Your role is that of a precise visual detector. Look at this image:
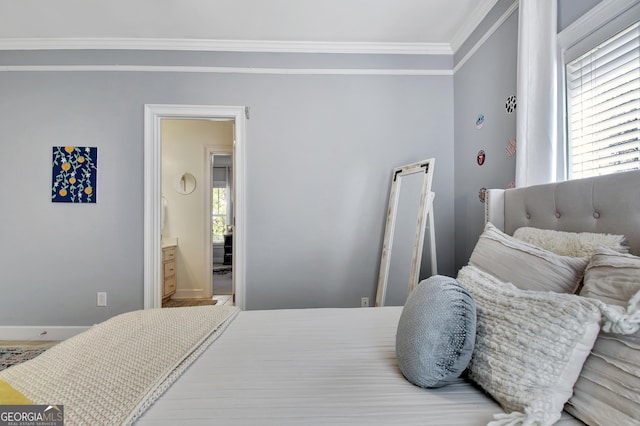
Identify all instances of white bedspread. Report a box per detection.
[136,307,584,425]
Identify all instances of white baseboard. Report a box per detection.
[0,326,90,341]
[173,288,208,299]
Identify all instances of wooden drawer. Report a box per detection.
[163,260,176,277]
[163,246,177,261]
[163,275,177,296]
[161,245,178,302]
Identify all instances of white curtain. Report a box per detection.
[516,0,558,187]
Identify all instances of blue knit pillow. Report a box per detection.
[396,275,476,388]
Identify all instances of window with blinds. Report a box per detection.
[566,21,639,179]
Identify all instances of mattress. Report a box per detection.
[136,307,583,425]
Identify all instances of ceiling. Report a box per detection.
[0,0,499,54]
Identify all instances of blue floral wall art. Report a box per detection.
[52,146,98,203]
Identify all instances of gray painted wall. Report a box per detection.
[453,5,518,272]
[243,73,455,310]
[452,0,605,271]
[0,52,454,325]
[0,0,605,327]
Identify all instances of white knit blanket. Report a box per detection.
[0,305,239,425]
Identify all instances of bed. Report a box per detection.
[1,170,639,426]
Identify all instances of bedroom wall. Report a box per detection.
[453,0,519,272]
[0,1,604,331]
[452,0,606,272]
[0,50,455,327]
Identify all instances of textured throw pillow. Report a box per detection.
[456,265,602,426]
[513,227,628,258]
[396,275,476,388]
[565,246,640,426]
[469,222,588,293]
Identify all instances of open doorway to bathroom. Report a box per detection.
[211,153,234,306]
[160,120,233,308]
[143,104,247,311]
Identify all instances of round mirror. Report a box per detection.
[175,172,197,195]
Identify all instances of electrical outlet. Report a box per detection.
[361,297,369,308]
[97,292,107,307]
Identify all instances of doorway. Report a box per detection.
[144,105,247,310]
[210,152,234,305]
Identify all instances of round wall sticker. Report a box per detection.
[476,113,485,129]
[479,187,487,204]
[477,150,486,166]
[505,138,517,157]
[505,96,517,114]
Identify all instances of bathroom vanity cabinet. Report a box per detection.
[162,244,177,302]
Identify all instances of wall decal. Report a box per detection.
[476,113,485,129]
[505,138,517,157]
[52,146,97,203]
[479,187,487,204]
[477,150,486,166]
[505,95,517,114]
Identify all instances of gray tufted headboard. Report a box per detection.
[486,170,640,256]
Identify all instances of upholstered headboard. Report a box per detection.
[486,170,640,256]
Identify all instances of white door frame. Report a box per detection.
[144,104,247,310]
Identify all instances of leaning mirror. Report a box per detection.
[375,158,437,306]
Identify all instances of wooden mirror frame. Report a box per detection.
[375,158,437,307]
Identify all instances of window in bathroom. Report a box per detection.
[212,187,228,243]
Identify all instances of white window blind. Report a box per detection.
[566,21,640,179]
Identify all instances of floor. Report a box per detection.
[162,294,234,308]
[0,342,59,370]
[212,262,233,306]
[212,295,234,306]
[212,263,233,295]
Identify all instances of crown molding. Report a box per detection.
[453,0,518,74]
[0,37,453,55]
[0,64,453,76]
[450,0,502,53]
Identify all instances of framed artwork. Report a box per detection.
[52,146,98,203]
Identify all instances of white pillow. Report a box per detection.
[565,246,640,426]
[469,222,589,293]
[513,227,628,258]
[456,265,601,426]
